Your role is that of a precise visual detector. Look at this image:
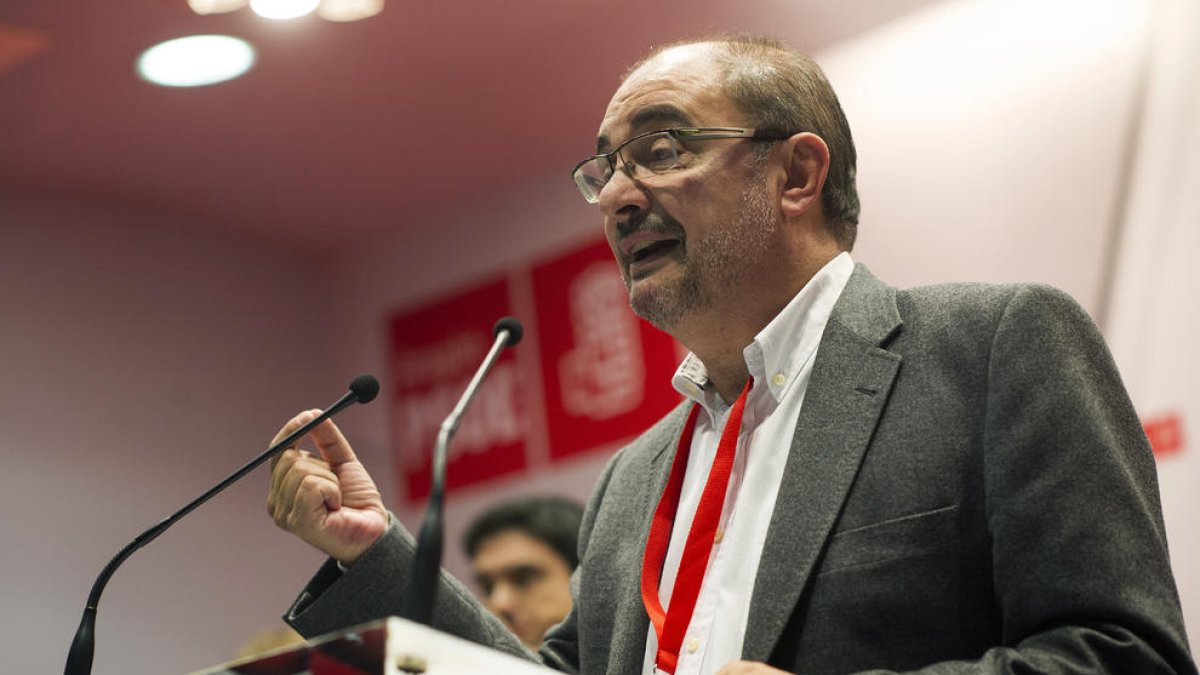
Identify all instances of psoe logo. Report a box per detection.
[1143,411,1186,458]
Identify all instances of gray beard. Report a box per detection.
[628,174,777,331]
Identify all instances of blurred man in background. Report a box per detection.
[462,496,583,648]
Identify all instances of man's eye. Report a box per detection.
[645,139,677,167]
[511,567,545,589]
[628,136,679,172]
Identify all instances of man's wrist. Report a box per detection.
[333,512,391,572]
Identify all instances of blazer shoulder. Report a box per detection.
[897,281,1094,331]
[900,279,1078,308]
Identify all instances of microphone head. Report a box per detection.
[349,374,380,403]
[493,316,524,348]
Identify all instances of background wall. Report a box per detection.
[0,194,342,672]
[1,1,1195,673]
[1104,0,1200,644]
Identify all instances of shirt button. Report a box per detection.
[771,372,787,387]
[686,636,700,653]
[714,527,725,544]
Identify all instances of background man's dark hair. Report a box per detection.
[463,496,585,568]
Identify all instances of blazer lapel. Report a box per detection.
[741,264,903,662]
[607,402,690,675]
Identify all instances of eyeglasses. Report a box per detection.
[570,127,795,204]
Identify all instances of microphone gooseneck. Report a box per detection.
[64,375,380,675]
[402,317,523,625]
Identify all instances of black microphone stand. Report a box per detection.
[402,318,522,625]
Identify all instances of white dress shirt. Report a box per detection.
[642,252,855,675]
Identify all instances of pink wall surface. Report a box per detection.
[0,193,341,673]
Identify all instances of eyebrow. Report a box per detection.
[596,104,695,153]
[476,564,547,586]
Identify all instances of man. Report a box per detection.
[267,35,1196,674]
[463,496,583,648]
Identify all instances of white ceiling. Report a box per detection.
[0,0,945,258]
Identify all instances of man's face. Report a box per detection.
[595,45,782,332]
[472,529,574,648]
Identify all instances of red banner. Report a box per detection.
[1144,412,1186,458]
[388,279,526,503]
[386,238,683,505]
[531,239,682,460]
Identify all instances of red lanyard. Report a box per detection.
[640,379,753,674]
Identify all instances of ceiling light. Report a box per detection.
[187,0,248,14]
[317,0,384,22]
[250,0,320,20]
[137,35,255,87]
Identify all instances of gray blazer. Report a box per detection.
[287,264,1196,674]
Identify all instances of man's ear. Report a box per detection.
[780,132,830,218]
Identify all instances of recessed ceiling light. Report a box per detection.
[317,0,384,22]
[250,0,320,20]
[187,0,248,15]
[137,35,255,87]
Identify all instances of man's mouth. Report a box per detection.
[629,238,679,263]
[623,233,681,278]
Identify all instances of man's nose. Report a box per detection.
[597,166,649,218]
[488,583,518,614]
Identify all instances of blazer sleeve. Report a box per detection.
[280,447,631,674]
[281,515,536,663]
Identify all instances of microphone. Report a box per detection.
[64,375,380,675]
[402,317,523,625]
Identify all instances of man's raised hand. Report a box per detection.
[267,409,388,564]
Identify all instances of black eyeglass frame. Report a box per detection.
[570,126,796,204]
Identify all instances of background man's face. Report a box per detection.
[472,529,575,648]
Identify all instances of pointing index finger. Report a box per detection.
[269,409,320,470]
[308,415,358,466]
[270,409,323,446]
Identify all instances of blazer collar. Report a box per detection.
[827,263,904,348]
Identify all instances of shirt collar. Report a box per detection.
[672,252,855,411]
